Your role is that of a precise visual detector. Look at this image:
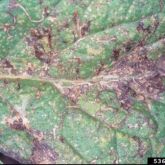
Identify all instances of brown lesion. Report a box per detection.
[0,59,18,75]
[54,46,165,110]
[5,109,30,131]
[1,59,14,69]
[136,16,160,47]
[0,11,16,39]
[95,61,106,76]
[0,23,14,39]
[63,83,91,103]
[6,115,58,164]
[26,27,53,63]
[72,10,90,41]
[31,139,58,164]
[122,40,136,53]
[6,116,27,131]
[30,27,52,48]
[132,136,148,158]
[4,104,58,164]
[100,47,165,110]
[115,82,134,109]
[112,48,121,61]
[0,59,17,75]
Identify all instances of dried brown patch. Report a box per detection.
[98,47,165,109]
[27,128,44,141]
[57,46,165,109]
[95,61,106,75]
[31,139,58,164]
[26,63,35,75]
[122,40,136,52]
[6,115,28,131]
[0,59,16,74]
[112,48,121,61]
[59,136,65,143]
[1,59,14,69]
[26,27,53,63]
[136,17,160,47]
[132,136,147,158]
[72,10,90,41]
[64,84,91,103]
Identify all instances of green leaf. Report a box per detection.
[0,0,165,164]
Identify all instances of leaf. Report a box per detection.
[0,0,165,164]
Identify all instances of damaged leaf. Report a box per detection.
[0,0,165,164]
